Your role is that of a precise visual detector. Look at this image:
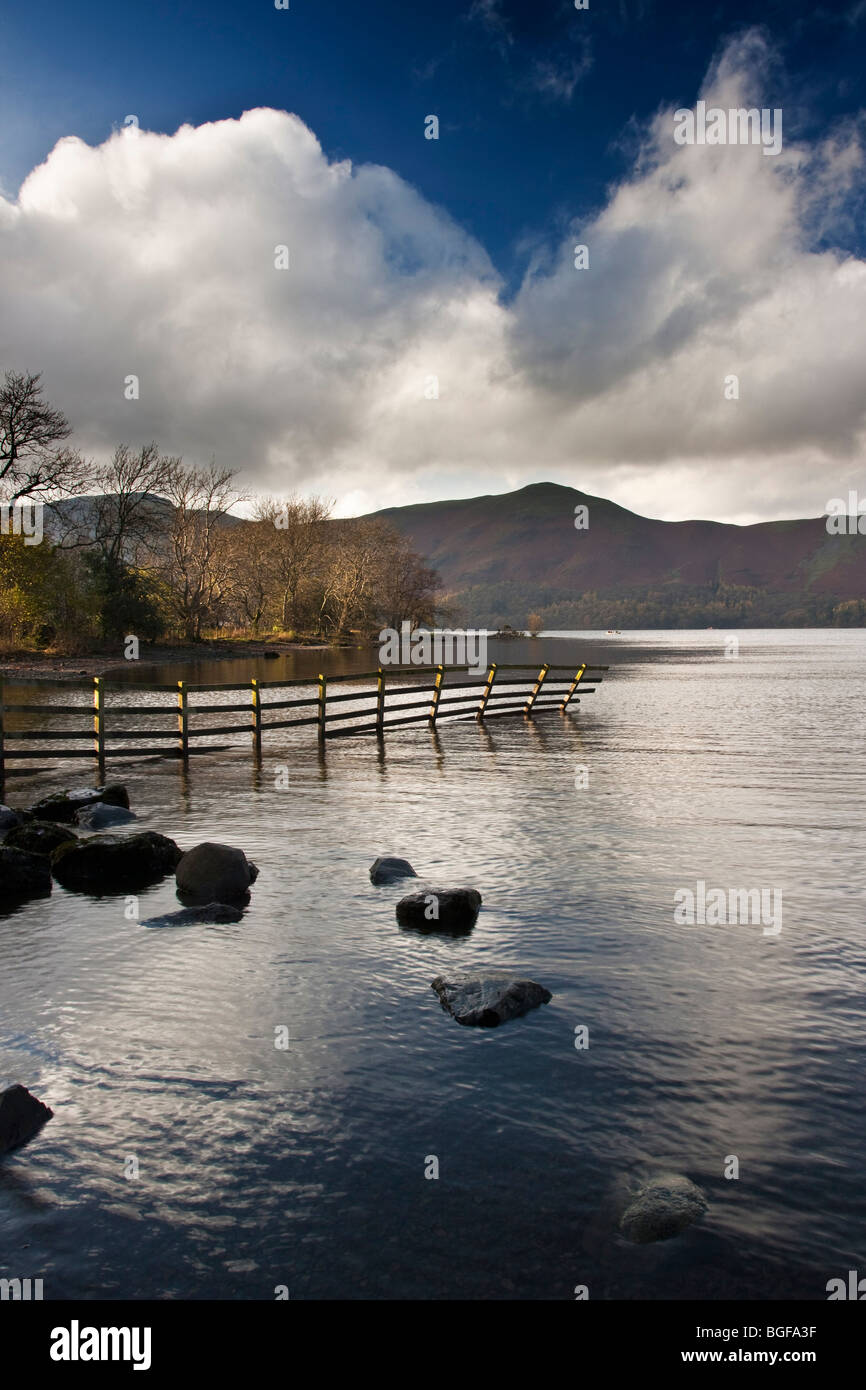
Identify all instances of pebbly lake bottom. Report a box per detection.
[1,631,865,1300]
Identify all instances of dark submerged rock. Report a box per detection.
[396,887,481,935]
[0,1084,54,1155]
[175,842,259,904]
[5,821,78,856]
[0,846,53,904]
[370,855,418,885]
[0,805,21,833]
[141,902,244,928]
[431,973,552,1027]
[74,803,137,830]
[617,1173,708,1244]
[31,783,130,823]
[51,831,181,893]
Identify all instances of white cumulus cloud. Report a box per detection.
[1,31,865,524]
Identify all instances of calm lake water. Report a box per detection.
[1,630,865,1300]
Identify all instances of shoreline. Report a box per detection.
[0,637,334,682]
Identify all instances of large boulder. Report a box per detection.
[396,887,481,935]
[370,855,418,885]
[5,820,78,857]
[0,1084,53,1155]
[0,846,53,904]
[431,973,552,1027]
[175,843,259,904]
[30,783,130,824]
[141,902,244,928]
[74,803,137,830]
[617,1173,708,1244]
[51,831,181,893]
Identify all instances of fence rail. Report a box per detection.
[0,661,608,782]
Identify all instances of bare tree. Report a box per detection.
[222,520,272,634]
[159,462,248,641]
[254,495,333,630]
[375,533,439,631]
[90,443,177,565]
[317,519,434,636]
[0,370,89,502]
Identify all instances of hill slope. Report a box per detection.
[370,482,866,627]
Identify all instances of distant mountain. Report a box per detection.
[43,493,176,542]
[369,482,866,627]
[38,482,866,628]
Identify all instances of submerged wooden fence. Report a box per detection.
[0,661,607,782]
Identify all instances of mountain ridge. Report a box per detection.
[368,481,865,627]
[40,481,866,627]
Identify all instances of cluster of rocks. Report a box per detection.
[1,786,261,1160]
[369,854,552,1031]
[1,784,138,904]
[1,786,258,918]
[1,802,707,1246]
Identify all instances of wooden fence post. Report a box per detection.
[524,663,549,718]
[0,678,5,792]
[428,664,445,728]
[251,677,262,753]
[560,663,586,712]
[317,673,327,744]
[177,680,189,762]
[476,662,497,721]
[375,667,386,737]
[93,676,105,773]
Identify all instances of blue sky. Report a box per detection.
[1,1,865,520]
[4,0,865,280]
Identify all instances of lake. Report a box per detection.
[1,629,864,1299]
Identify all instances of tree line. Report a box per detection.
[450,581,866,630]
[0,370,439,651]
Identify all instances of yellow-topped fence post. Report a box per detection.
[428,664,445,728]
[317,674,327,744]
[375,667,386,737]
[524,663,549,718]
[93,676,106,774]
[177,680,189,762]
[251,678,262,753]
[476,662,498,721]
[560,662,586,712]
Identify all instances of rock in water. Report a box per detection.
[0,846,53,904]
[4,821,78,856]
[396,887,481,934]
[618,1173,708,1244]
[431,973,552,1027]
[175,843,259,904]
[51,831,181,893]
[141,902,245,928]
[74,803,137,830]
[369,855,418,884]
[0,805,20,833]
[0,1085,53,1155]
[30,784,130,823]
